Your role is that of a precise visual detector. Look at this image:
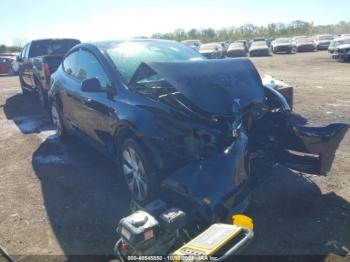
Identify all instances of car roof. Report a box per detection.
[30,38,80,43]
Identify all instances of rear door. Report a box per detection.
[58,50,82,131]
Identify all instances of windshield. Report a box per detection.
[106,41,204,83]
[275,38,290,44]
[29,39,80,57]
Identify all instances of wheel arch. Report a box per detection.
[32,70,42,89]
[113,123,164,171]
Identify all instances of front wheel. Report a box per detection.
[50,102,67,139]
[119,138,157,203]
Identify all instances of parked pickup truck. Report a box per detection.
[18,38,80,107]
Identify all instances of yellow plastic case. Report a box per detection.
[173,223,242,258]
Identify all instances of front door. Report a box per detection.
[74,49,116,153]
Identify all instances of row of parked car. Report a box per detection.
[0,53,19,75]
[182,34,350,59]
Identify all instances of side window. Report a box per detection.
[21,45,28,59]
[76,50,110,89]
[62,51,79,77]
[24,44,30,58]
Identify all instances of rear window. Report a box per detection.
[29,39,80,57]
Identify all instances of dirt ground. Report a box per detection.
[0,51,349,261]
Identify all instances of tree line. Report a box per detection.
[151,20,350,43]
[1,20,350,53]
[0,45,22,53]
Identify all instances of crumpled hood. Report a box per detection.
[131,59,265,114]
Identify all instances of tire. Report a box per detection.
[119,138,157,203]
[50,101,67,139]
[19,76,30,95]
[36,79,48,108]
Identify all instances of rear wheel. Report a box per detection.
[19,76,30,95]
[119,138,157,203]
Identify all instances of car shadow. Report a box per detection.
[31,134,130,258]
[30,139,350,260]
[3,93,51,134]
[241,165,350,261]
[3,92,130,258]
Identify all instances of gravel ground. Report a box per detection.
[0,51,349,261]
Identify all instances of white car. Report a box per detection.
[314,34,334,50]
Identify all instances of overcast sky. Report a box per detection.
[1,0,349,45]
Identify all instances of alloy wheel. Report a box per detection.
[122,147,148,202]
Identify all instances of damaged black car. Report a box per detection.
[48,39,348,223]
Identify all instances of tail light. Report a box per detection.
[44,63,51,84]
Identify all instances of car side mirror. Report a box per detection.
[81,78,104,92]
